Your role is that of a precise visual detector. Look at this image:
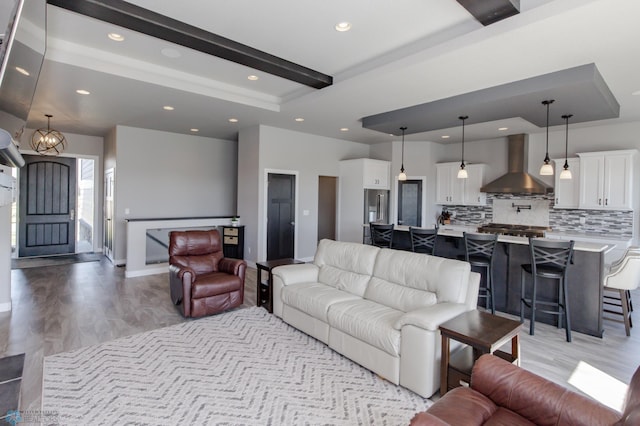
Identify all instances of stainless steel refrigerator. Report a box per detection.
[364,189,390,224]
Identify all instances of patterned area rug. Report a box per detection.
[42,307,431,425]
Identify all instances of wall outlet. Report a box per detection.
[124,208,130,215]
[303,209,310,216]
[451,211,456,218]
[480,212,486,219]
[579,217,586,225]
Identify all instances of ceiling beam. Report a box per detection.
[456,0,520,26]
[46,0,333,89]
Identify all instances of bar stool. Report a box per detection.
[460,232,498,314]
[520,238,574,342]
[370,223,394,248]
[604,246,640,319]
[603,249,640,336]
[409,226,438,255]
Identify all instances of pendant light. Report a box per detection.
[31,114,67,156]
[539,99,555,175]
[398,126,407,181]
[457,115,468,179]
[559,114,573,180]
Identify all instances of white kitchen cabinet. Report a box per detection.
[436,162,485,205]
[578,150,636,210]
[436,163,464,205]
[464,164,486,206]
[361,159,390,189]
[552,157,580,209]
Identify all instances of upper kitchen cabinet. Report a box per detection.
[436,162,485,205]
[436,163,464,205]
[552,158,580,209]
[464,164,487,206]
[357,159,391,189]
[577,150,636,210]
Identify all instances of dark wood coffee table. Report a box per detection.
[256,258,304,313]
[439,310,522,395]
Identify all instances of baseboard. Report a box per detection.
[0,301,12,312]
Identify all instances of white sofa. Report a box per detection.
[272,239,480,398]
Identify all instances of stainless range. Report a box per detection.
[477,223,549,238]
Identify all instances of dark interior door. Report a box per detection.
[267,173,295,260]
[398,179,422,227]
[19,155,76,257]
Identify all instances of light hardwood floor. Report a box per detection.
[1,257,638,413]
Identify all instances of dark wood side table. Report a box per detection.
[256,258,304,313]
[439,310,522,396]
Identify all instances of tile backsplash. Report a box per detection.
[440,193,633,238]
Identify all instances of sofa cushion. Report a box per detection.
[281,282,360,322]
[365,276,437,312]
[327,299,403,356]
[371,248,471,306]
[318,265,370,297]
[313,239,379,296]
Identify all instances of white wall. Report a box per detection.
[0,165,12,311]
[238,125,371,262]
[111,126,237,263]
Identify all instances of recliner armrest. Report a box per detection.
[394,303,468,331]
[169,263,196,282]
[218,257,247,276]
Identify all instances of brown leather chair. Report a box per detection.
[410,354,640,426]
[169,229,246,318]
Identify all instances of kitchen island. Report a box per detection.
[393,225,611,338]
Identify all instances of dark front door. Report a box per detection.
[398,179,422,227]
[19,155,77,257]
[267,173,295,260]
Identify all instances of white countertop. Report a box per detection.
[394,224,611,253]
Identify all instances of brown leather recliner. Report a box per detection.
[410,354,640,426]
[169,229,246,318]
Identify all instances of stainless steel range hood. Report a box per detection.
[480,134,551,194]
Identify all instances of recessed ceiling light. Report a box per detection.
[108,33,124,41]
[163,105,174,111]
[335,22,352,32]
[76,89,90,95]
[295,118,304,122]
[498,127,508,131]
[15,66,29,76]
[340,128,349,132]
[633,90,640,96]
[228,118,238,123]
[161,48,181,58]
[190,128,199,132]
[248,75,259,81]
[441,135,450,139]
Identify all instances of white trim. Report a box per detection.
[0,301,11,312]
[263,169,299,260]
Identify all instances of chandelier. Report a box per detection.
[31,114,66,155]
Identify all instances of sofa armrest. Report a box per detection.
[394,303,468,331]
[272,263,319,286]
[471,355,620,426]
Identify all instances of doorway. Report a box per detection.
[317,176,337,242]
[266,172,296,260]
[18,155,77,257]
[397,179,422,227]
[104,168,114,262]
